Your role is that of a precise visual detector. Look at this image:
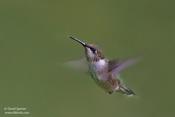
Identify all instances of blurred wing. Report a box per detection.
[109,57,141,75]
[64,58,88,72]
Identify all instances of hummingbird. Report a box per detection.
[69,36,138,95]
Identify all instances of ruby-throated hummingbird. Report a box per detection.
[69,36,139,95]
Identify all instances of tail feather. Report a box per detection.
[119,86,135,96]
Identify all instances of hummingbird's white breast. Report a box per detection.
[93,59,107,71]
[90,59,108,81]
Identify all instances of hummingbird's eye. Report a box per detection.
[90,47,96,53]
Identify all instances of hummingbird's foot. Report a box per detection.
[108,91,113,94]
[106,91,114,95]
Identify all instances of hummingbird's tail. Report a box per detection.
[119,85,135,96]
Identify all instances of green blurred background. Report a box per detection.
[0,0,174,117]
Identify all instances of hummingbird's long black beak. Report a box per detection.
[69,36,87,47]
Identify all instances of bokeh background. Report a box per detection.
[0,0,175,117]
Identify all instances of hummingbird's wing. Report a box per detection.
[64,58,89,72]
[108,57,140,75]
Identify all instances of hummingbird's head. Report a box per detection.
[70,36,104,62]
